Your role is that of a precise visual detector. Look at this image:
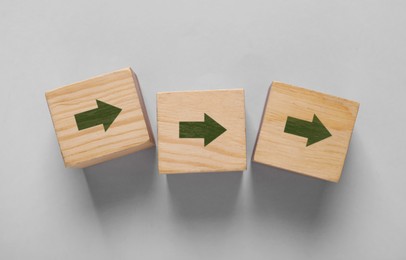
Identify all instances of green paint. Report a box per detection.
[284,114,332,146]
[74,100,122,131]
[179,113,227,146]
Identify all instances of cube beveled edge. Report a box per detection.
[271,81,360,108]
[251,85,272,162]
[252,159,339,183]
[156,88,245,95]
[45,67,133,97]
[129,68,155,146]
[66,140,155,168]
[158,165,246,175]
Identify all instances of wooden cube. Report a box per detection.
[253,82,359,182]
[45,68,154,168]
[157,89,246,174]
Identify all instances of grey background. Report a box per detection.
[1,0,405,259]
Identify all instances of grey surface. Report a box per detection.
[1,0,405,259]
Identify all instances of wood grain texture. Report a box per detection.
[45,68,154,168]
[253,82,359,182]
[157,89,246,174]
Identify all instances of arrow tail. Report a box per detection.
[284,116,312,138]
[179,122,206,138]
[75,108,100,130]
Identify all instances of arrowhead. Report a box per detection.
[203,113,227,146]
[306,114,332,146]
[96,100,122,131]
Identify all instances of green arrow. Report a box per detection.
[179,113,227,146]
[74,100,122,131]
[284,114,332,146]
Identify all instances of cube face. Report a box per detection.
[253,82,359,182]
[46,68,154,168]
[157,89,246,174]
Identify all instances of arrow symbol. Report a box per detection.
[284,114,332,146]
[74,100,122,132]
[179,113,227,146]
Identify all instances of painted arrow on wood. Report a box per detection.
[284,114,332,146]
[179,113,226,146]
[74,100,122,131]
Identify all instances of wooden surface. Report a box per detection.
[45,68,154,168]
[253,82,359,182]
[157,89,246,174]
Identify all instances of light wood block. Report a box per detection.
[157,89,246,174]
[45,68,154,168]
[253,82,359,182]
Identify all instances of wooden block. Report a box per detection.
[253,82,359,182]
[157,89,246,174]
[45,68,154,168]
